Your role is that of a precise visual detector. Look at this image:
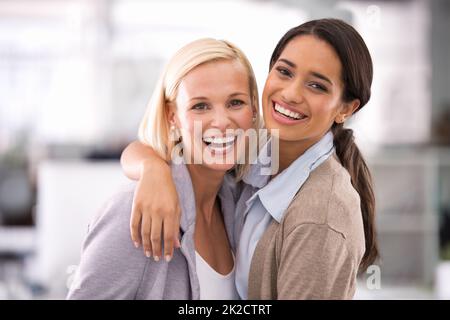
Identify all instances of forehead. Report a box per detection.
[279,35,342,82]
[178,59,250,99]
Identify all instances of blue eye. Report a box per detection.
[229,99,245,108]
[192,103,208,110]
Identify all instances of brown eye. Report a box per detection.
[276,67,292,77]
[309,83,327,92]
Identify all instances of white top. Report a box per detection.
[195,251,239,300]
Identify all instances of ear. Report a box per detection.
[251,95,259,123]
[166,102,178,126]
[252,105,258,121]
[335,99,360,124]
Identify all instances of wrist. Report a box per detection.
[140,157,170,177]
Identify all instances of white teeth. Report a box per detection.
[202,135,236,155]
[207,143,234,155]
[274,103,304,120]
[203,137,213,144]
[202,135,235,144]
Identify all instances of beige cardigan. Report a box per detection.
[247,155,366,300]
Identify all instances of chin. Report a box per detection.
[202,162,235,172]
[202,149,238,172]
[199,142,241,171]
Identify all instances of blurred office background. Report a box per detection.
[0,0,449,299]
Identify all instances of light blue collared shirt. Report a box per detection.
[235,131,335,299]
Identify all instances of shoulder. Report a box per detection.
[284,155,361,227]
[88,182,137,233]
[282,156,365,255]
[67,182,154,299]
[81,182,142,259]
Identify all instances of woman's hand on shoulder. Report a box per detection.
[130,159,181,262]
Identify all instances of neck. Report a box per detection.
[276,135,324,173]
[186,164,225,223]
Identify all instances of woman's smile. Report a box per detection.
[271,99,309,125]
[202,134,238,156]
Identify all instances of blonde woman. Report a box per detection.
[67,38,260,299]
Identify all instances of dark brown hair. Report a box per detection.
[270,18,378,272]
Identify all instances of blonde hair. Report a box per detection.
[138,38,261,179]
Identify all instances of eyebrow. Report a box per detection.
[310,71,333,85]
[229,92,249,98]
[189,96,208,102]
[278,58,296,68]
[278,58,333,85]
[189,92,249,102]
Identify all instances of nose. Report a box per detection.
[209,107,234,131]
[281,81,304,105]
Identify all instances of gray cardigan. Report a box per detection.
[66,163,238,300]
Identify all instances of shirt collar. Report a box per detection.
[250,131,335,222]
[242,138,272,188]
[170,161,196,233]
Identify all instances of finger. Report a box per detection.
[163,218,176,262]
[174,236,181,249]
[150,217,163,261]
[141,215,152,258]
[130,205,142,248]
[173,209,181,249]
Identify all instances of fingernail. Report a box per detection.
[153,256,160,262]
[165,255,172,262]
[134,242,140,248]
[145,251,151,258]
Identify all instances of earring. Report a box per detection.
[252,114,257,123]
[169,124,180,141]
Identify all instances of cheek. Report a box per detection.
[234,107,254,130]
[309,96,339,118]
[178,114,199,140]
[262,76,284,116]
[262,75,277,103]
